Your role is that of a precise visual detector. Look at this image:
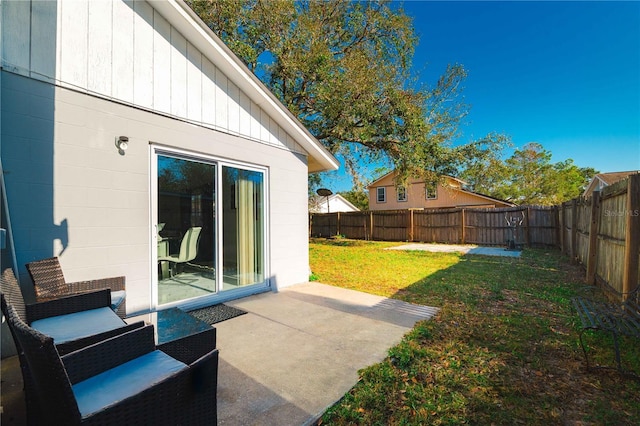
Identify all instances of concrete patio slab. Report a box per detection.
[216,282,438,425]
[387,243,522,258]
[1,282,438,426]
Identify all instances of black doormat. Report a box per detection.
[188,304,247,325]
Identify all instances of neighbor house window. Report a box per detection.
[376,187,386,203]
[425,182,437,200]
[397,186,407,202]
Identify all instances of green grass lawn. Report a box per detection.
[309,238,640,425]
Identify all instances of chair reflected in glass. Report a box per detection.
[158,226,202,278]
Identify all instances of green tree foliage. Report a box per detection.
[503,142,553,204]
[307,172,322,198]
[339,189,369,211]
[544,160,598,205]
[456,133,513,199]
[461,142,598,205]
[187,0,506,188]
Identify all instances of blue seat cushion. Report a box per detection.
[72,350,187,418]
[31,307,125,344]
[110,290,126,311]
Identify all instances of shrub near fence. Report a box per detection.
[310,205,558,247]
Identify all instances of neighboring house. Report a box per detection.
[309,194,360,213]
[368,171,515,211]
[0,0,338,315]
[583,171,640,198]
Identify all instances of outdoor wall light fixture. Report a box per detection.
[115,136,129,153]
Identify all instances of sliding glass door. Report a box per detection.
[221,166,264,289]
[152,148,267,309]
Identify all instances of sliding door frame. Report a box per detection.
[150,144,270,311]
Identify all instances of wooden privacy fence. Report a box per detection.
[310,205,558,247]
[559,174,640,301]
[310,174,639,302]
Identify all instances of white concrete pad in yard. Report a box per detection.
[387,243,522,257]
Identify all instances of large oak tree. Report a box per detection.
[187,0,506,189]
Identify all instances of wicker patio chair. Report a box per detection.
[26,257,126,318]
[0,268,142,356]
[3,302,219,425]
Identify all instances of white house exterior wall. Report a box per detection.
[313,195,359,213]
[1,71,311,313]
[1,0,303,154]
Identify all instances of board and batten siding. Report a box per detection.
[1,0,303,154]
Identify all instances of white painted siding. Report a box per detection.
[312,195,359,213]
[2,71,311,314]
[133,0,154,106]
[153,10,172,114]
[30,1,57,80]
[0,0,305,156]
[186,42,202,122]
[87,0,113,95]
[112,0,135,103]
[170,27,188,118]
[2,0,31,73]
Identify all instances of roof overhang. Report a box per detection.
[367,171,467,189]
[456,188,516,207]
[153,1,339,173]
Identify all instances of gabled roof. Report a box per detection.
[309,194,360,212]
[597,171,639,185]
[584,170,639,196]
[367,170,465,188]
[457,189,516,207]
[156,1,339,173]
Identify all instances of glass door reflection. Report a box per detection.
[221,166,264,290]
[157,155,217,305]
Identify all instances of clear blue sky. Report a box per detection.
[324,1,640,192]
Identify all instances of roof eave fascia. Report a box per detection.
[583,177,598,196]
[367,170,397,188]
[154,0,339,173]
[457,188,515,207]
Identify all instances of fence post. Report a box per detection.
[559,204,565,253]
[586,191,601,285]
[460,209,465,244]
[369,211,374,241]
[524,207,531,248]
[570,199,578,263]
[363,212,368,241]
[622,174,640,298]
[555,205,561,250]
[336,212,341,236]
[409,209,414,242]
